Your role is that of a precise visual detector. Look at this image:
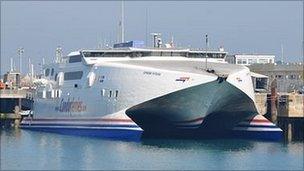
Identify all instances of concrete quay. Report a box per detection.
[276,93,304,141]
[262,92,304,141]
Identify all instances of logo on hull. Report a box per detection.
[55,98,87,112]
[175,77,190,82]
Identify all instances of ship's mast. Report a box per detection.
[28,57,31,75]
[10,58,13,72]
[31,64,34,81]
[120,0,125,43]
[281,44,284,64]
[145,8,148,47]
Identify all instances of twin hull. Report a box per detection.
[21,60,267,139]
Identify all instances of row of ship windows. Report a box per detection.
[82,51,226,58]
[44,70,84,81]
[36,89,119,99]
[44,56,82,77]
[37,90,61,99]
[101,89,119,98]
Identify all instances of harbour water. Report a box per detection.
[1,129,303,170]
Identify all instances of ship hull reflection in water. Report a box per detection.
[1,129,302,170]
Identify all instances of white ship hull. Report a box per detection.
[20,49,282,140]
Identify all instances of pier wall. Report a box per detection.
[264,92,304,141]
[277,93,304,141]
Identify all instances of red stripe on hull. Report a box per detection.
[249,119,271,123]
[174,117,204,123]
[23,118,134,123]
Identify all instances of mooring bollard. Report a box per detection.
[287,122,292,142]
[270,80,277,124]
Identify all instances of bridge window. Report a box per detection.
[83,52,131,58]
[64,71,83,80]
[51,68,54,76]
[54,73,58,81]
[69,55,82,63]
[237,59,242,64]
[45,68,50,76]
[242,59,247,64]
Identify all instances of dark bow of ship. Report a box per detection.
[126,79,258,138]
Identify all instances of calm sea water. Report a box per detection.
[1,129,303,170]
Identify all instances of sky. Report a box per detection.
[1,1,303,75]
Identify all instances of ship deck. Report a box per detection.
[104,58,248,76]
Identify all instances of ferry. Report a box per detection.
[20,40,282,141]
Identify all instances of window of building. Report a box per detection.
[275,75,283,79]
[289,75,298,80]
[109,90,112,98]
[64,71,83,80]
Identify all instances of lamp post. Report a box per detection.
[55,46,63,63]
[205,34,209,70]
[17,47,24,74]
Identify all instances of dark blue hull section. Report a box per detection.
[230,130,283,141]
[21,127,142,141]
[141,129,283,141]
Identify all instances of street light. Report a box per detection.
[17,47,24,74]
[55,46,63,63]
[205,34,208,70]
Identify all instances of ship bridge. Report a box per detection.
[75,48,227,65]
